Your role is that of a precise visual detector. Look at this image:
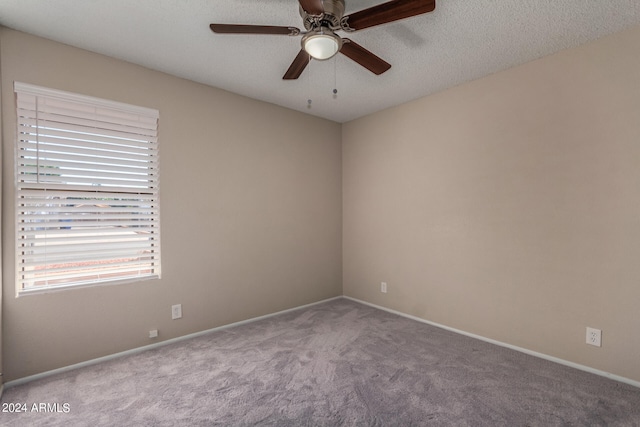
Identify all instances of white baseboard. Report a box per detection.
[343,296,640,389]
[4,296,342,389]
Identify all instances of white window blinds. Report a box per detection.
[15,82,161,295]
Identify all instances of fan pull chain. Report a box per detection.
[307,60,312,109]
[333,56,338,99]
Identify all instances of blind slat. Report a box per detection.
[18,162,157,181]
[18,106,158,134]
[21,241,157,258]
[20,231,158,245]
[17,100,158,135]
[17,122,158,147]
[17,143,158,167]
[17,188,159,200]
[22,263,159,285]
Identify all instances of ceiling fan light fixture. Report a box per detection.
[302,29,342,60]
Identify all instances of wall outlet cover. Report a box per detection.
[586,327,602,347]
[172,304,182,320]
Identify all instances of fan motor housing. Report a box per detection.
[300,0,345,31]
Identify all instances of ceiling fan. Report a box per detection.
[210,0,436,80]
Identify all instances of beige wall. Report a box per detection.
[343,25,640,382]
[1,28,342,381]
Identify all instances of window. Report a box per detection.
[15,82,160,295]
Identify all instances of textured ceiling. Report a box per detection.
[1,0,640,123]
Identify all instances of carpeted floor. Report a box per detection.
[2,298,640,426]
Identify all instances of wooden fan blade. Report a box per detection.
[210,24,299,36]
[283,50,311,80]
[343,0,436,31]
[298,0,324,15]
[340,39,391,75]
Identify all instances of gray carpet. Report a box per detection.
[2,298,639,426]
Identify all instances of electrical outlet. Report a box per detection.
[149,329,158,338]
[586,327,601,347]
[381,282,387,293]
[172,304,182,320]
